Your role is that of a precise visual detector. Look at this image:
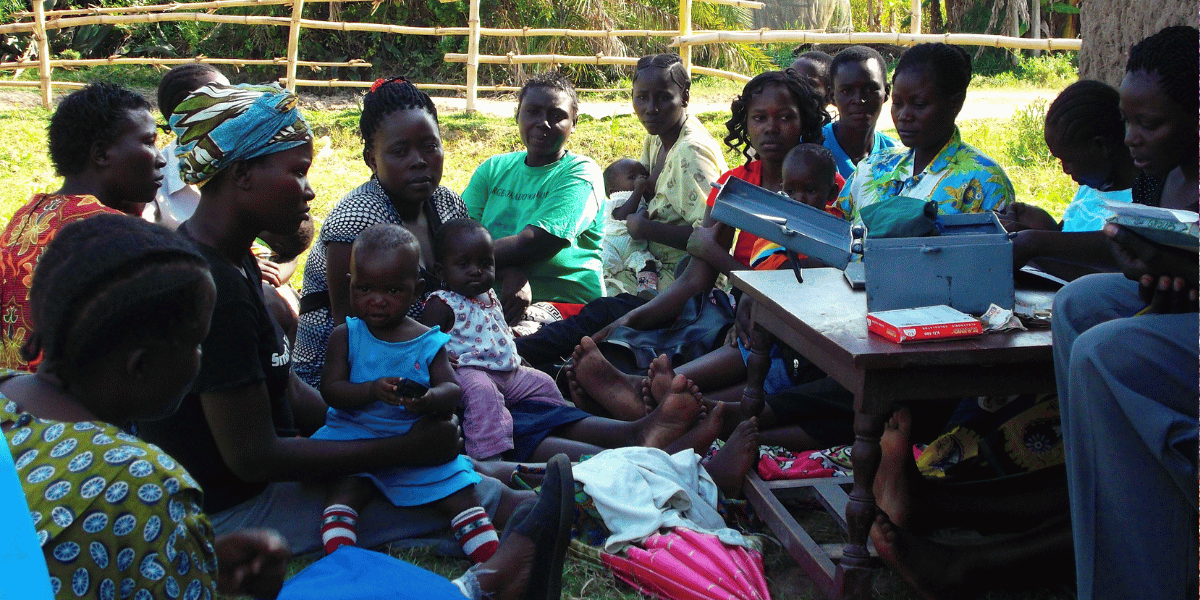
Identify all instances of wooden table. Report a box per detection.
[731,268,1055,600]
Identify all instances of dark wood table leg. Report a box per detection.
[836,410,887,599]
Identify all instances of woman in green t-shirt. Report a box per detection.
[462,72,607,322]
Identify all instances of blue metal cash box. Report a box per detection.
[710,177,1014,313]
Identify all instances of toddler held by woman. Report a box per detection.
[314,224,497,561]
[422,218,571,460]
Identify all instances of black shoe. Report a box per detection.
[513,454,574,600]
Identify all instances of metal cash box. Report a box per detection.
[710,176,1014,313]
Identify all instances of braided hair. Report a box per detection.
[893,43,972,97]
[724,70,830,162]
[830,45,889,83]
[23,215,211,383]
[157,63,225,120]
[517,71,579,118]
[632,53,690,94]
[1044,80,1124,148]
[433,217,490,264]
[48,82,152,177]
[1126,25,1199,115]
[360,77,439,151]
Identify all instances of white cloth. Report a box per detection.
[147,140,202,230]
[572,446,751,553]
[601,191,657,276]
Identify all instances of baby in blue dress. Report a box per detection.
[311,223,498,562]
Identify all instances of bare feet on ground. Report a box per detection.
[635,373,704,450]
[567,336,646,420]
[473,531,535,600]
[642,359,701,419]
[870,513,970,600]
[643,353,676,411]
[873,407,917,530]
[704,417,759,498]
[666,400,725,456]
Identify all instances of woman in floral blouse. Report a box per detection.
[836,43,1015,224]
[617,53,728,293]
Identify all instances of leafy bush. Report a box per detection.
[1003,99,1053,168]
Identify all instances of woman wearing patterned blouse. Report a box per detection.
[617,54,728,293]
[836,43,1015,224]
[0,83,165,373]
[294,78,467,388]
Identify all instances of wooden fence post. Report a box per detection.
[1030,0,1041,57]
[285,0,304,92]
[32,0,51,109]
[1009,0,1019,65]
[910,0,920,34]
[679,0,692,77]
[466,0,480,114]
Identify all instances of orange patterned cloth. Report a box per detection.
[0,194,123,371]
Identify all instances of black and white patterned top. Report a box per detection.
[293,177,467,387]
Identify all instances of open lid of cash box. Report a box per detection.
[709,176,856,271]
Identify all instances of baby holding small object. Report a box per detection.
[601,158,661,297]
[313,223,499,561]
[421,218,572,461]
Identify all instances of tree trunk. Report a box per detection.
[930,0,944,33]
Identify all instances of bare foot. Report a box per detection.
[568,337,646,420]
[665,400,726,456]
[873,407,918,530]
[644,353,676,410]
[870,514,970,600]
[704,417,759,498]
[643,372,702,418]
[635,374,703,450]
[473,530,534,600]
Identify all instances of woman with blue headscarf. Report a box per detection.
[135,83,535,564]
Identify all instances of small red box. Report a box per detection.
[867,305,983,344]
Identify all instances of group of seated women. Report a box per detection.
[1,25,1196,600]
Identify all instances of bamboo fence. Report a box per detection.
[2,0,1078,112]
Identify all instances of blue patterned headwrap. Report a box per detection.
[170,83,312,186]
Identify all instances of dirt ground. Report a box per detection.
[0,86,1055,128]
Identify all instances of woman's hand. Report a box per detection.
[725,295,753,348]
[257,256,284,287]
[686,222,722,263]
[499,267,533,324]
[215,529,291,599]
[626,210,651,240]
[1139,274,1199,314]
[1105,223,1199,288]
[998,202,1059,232]
[592,314,630,343]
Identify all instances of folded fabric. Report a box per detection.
[572,446,752,553]
[757,444,853,481]
[860,196,941,238]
